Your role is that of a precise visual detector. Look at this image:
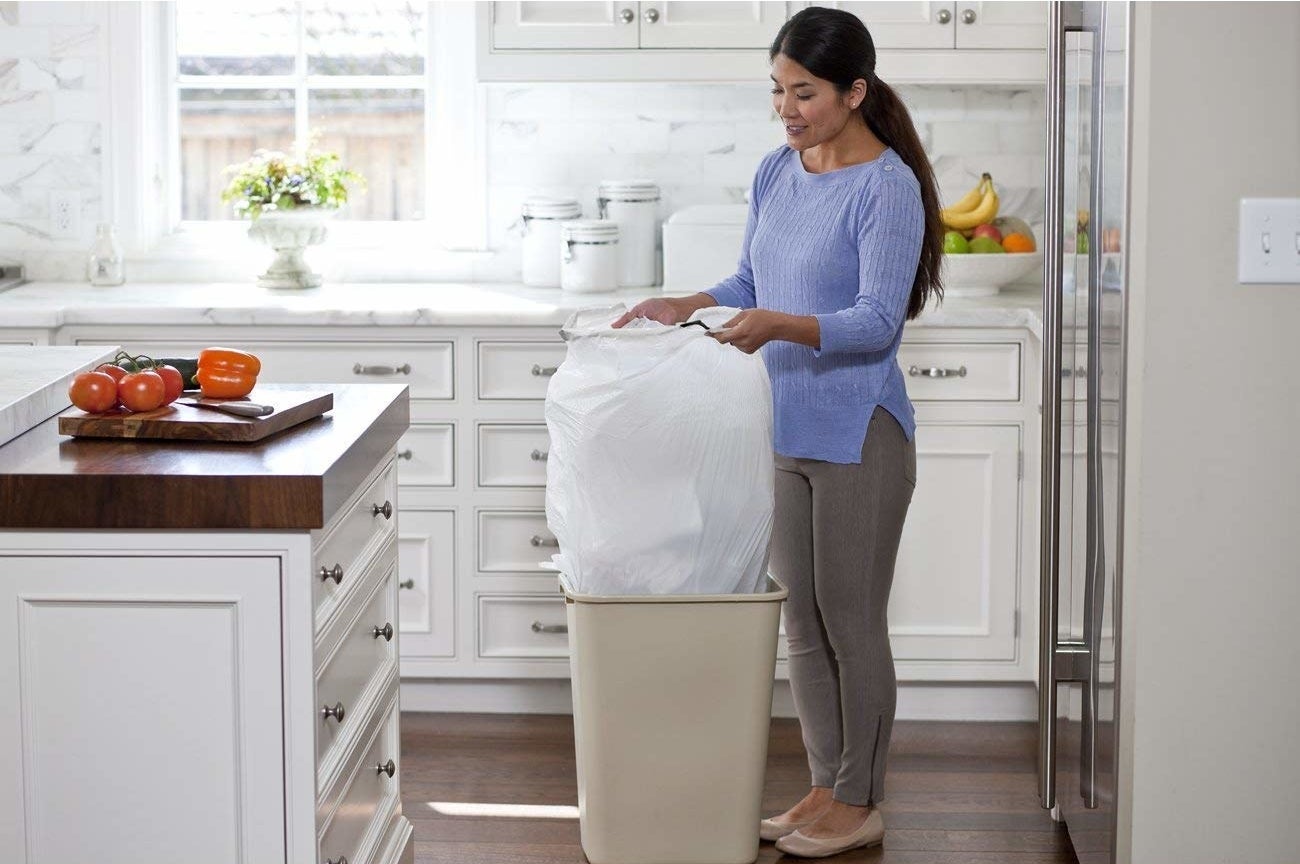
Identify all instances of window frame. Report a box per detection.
[107,1,488,278]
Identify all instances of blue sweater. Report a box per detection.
[706,145,925,464]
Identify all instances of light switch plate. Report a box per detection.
[1238,198,1300,284]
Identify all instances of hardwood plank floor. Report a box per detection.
[401,713,1077,864]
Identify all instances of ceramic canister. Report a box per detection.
[520,196,582,288]
[597,180,660,288]
[560,220,620,293]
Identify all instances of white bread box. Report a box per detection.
[661,204,749,291]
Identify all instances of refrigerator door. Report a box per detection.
[1039,3,1129,863]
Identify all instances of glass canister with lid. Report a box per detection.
[519,196,582,288]
[597,179,660,288]
[560,220,620,293]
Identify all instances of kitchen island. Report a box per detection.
[0,381,413,864]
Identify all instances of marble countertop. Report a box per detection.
[0,345,120,448]
[0,281,1044,339]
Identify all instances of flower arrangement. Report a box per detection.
[220,144,364,220]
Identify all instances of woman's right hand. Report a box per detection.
[611,297,691,328]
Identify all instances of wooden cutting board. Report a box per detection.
[58,387,333,443]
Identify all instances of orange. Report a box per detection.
[1003,233,1036,253]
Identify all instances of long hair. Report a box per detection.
[771,7,943,318]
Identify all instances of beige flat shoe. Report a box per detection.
[759,817,811,842]
[774,808,885,858]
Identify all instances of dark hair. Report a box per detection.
[770,7,943,318]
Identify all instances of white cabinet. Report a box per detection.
[809,1,1046,50]
[892,424,1021,663]
[492,1,785,50]
[398,509,457,658]
[0,556,287,864]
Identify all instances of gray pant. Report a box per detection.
[771,406,917,806]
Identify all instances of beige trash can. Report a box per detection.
[561,574,788,864]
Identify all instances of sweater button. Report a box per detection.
[884,164,894,171]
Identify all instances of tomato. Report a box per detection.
[68,371,119,413]
[95,363,127,384]
[117,369,167,413]
[195,367,256,399]
[154,364,184,405]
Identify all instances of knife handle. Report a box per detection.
[186,401,274,417]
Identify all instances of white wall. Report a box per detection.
[0,0,1046,283]
[1119,3,1300,861]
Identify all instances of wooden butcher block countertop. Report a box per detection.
[0,383,409,531]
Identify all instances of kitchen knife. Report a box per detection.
[177,399,274,418]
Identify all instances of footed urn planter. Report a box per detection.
[247,208,336,289]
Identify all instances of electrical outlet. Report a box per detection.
[49,190,80,239]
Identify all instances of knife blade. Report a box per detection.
[177,399,274,418]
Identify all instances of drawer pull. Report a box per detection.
[376,758,396,778]
[530,449,549,462]
[326,858,348,864]
[372,622,394,642]
[531,621,568,635]
[397,448,413,460]
[372,500,393,520]
[908,364,968,379]
[530,535,559,548]
[531,364,559,377]
[319,564,344,585]
[399,578,415,590]
[321,701,346,723]
[353,362,411,376]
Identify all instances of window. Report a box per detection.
[174,1,429,222]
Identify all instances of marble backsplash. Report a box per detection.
[0,0,1045,284]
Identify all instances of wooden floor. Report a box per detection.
[401,713,1078,863]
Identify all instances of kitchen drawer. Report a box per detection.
[477,423,550,487]
[477,594,569,659]
[396,423,455,487]
[312,461,397,628]
[477,340,567,400]
[897,342,1021,402]
[78,338,455,400]
[315,541,398,773]
[317,688,401,864]
[398,509,456,658]
[477,509,556,573]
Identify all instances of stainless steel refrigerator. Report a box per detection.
[1038,3,1131,863]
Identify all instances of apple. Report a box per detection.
[972,223,1003,244]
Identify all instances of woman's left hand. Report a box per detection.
[711,309,789,354]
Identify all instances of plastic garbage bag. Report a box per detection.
[544,303,774,595]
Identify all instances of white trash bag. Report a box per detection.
[544,304,774,595]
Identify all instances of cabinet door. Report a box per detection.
[398,509,456,658]
[952,0,1047,49]
[0,556,285,864]
[492,1,641,49]
[888,424,1020,664]
[818,2,957,50]
[639,1,787,49]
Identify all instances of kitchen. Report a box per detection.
[0,3,1297,864]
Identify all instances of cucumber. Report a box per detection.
[118,356,200,390]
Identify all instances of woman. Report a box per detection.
[613,6,943,858]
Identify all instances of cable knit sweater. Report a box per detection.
[705,145,924,464]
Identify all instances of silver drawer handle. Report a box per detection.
[319,564,344,585]
[530,535,559,548]
[530,449,549,462]
[398,578,415,590]
[372,622,394,642]
[909,364,968,379]
[372,500,393,520]
[353,362,411,376]
[321,701,346,723]
[531,364,558,377]
[619,7,634,24]
[531,621,568,634]
[376,758,396,778]
[936,7,951,23]
[397,448,413,460]
[326,857,348,864]
[961,8,977,24]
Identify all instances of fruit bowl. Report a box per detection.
[942,251,1043,298]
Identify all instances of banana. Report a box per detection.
[942,174,989,218]
[942,174,999,231]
